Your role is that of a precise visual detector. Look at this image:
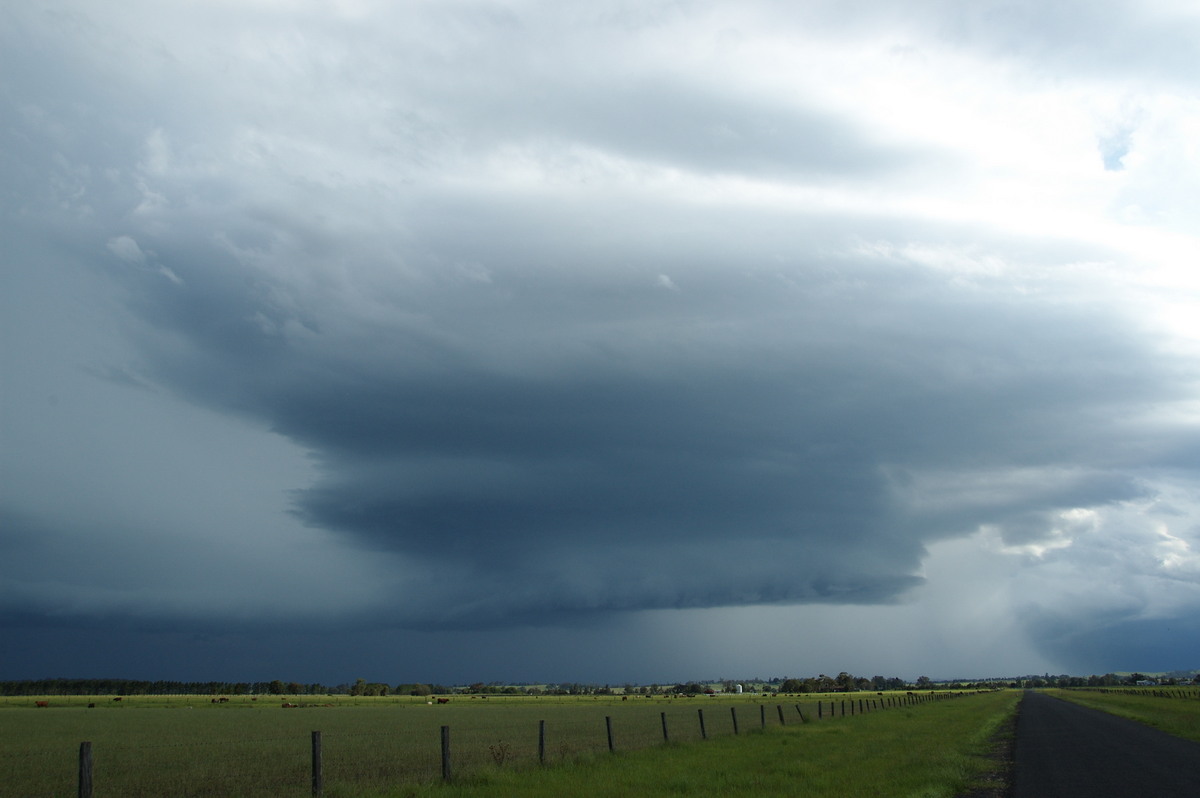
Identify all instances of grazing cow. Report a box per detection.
[622,696,628,701]
[282,702,298,708]
[35,701,49,708]
[113,697,123,702]
[436,697,450,704]
[88,703,96,708]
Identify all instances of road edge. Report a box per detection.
[955,691,1021,798]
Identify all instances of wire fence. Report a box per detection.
[1083,688,1200,700]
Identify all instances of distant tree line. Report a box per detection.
[0,679,346,696]
[0,678,446,697]
[771,673,1196,692]
[662,671,1194,694]
[771,673,912,693]
[5,671,1190,697]
[1010,673,1196,688]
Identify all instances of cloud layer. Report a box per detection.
[3,0,1200,682]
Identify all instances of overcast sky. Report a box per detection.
[4,0,1200,687]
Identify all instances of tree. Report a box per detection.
[672,682,706,695]
[268,680,285,695]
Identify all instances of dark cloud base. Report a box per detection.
[5,0,1200,683]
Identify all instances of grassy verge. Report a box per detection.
[342,691,1020,798]
[1043,688,1200,743]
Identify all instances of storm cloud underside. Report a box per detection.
[4,0,1200,682]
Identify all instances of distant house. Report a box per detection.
[1136,679,1157,686]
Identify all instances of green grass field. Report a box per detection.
[0,691,1010,798]
[1043,687,1200,743]
[351,689,1020,798]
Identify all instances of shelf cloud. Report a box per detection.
[4,0,1200,684]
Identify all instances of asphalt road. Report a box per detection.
[1012,690,1200,797]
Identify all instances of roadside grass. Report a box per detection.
[1044,688,1200,743]
[338,690,1020,798]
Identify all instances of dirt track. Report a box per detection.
[1012,690,1200,797]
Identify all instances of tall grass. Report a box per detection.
[0,692,1015,797]
[342,691,1020,798]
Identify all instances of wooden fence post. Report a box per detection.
[731,706,739,734]
[661,711,669,742]
[760,704,766,729]
[78,742,93,798]
[606,716,614,752]
[698,708,707,739]
[538,720,545,765]
[777,704,785,725]
[441,725,451,781]
[818,701,823,719]
[795,705,807,723]
[311,731,323,797]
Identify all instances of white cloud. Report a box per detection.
[106,235,146,263]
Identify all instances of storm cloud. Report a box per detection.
[3,0,1200,683]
